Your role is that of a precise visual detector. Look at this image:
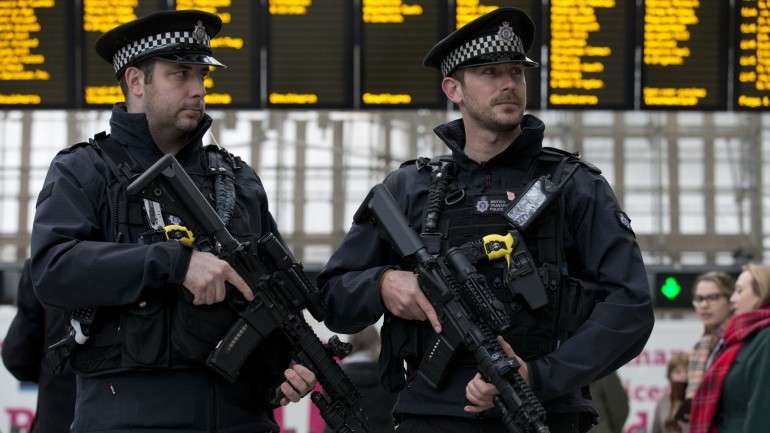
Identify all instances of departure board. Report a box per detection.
[0,1,74,107]
[734,0,770,110]
[454,0,542,109]
[81,0,165,106]
[360,0,444,108]
[641,0,728,110]
[267,0,352,108]
[175,0,259,108]
[547,0,634,109]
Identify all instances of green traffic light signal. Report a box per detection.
[660,276,682,301]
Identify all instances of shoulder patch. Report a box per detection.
[616,211,635,236]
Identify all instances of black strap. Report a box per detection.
[204,144,237,226]
[420,156,456,255]
[91,132,138,185]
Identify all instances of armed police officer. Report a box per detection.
[318,8,654,433]
[30,10,315,433]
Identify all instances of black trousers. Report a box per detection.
[394,413,584,433]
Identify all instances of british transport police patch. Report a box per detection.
[616,210,634,235]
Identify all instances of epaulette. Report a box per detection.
[539,146,601,174]
[61,131,109,154]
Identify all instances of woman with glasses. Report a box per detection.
[686,272,736,400]
[690,264,770,433]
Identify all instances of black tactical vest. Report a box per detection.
[66,133,247,376]
[381,148,599,396]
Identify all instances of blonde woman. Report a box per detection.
[690,264,770,433]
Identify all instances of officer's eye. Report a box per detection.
[481,68,495,75]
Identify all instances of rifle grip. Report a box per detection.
[207,318,264,382]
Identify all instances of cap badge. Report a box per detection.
[497,22,514,43]
[193,20,209,45]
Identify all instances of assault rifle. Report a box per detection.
[353,184,549,433]
[127,154,369,433]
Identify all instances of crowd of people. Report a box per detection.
[1,5,769,433]
[644,266,770,433]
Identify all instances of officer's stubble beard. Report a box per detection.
[459,76,526,134]
[142,76,204,145]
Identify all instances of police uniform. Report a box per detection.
[31,11,289,433]
[318,8,654,433]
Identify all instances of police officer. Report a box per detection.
[31,10,315,433]
[318,8,654,433]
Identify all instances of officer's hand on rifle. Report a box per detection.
[278,362,317,405]
[464,336,529,413]
[183,250,255,305]
[380,269,442,333]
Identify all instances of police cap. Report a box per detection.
[95,10,227,79]
[424,7,538,77]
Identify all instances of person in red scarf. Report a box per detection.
[690,263,770,433]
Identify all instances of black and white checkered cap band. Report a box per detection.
[113,31,208,73]
[440,33,525,76]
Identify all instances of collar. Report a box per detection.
[108,103,212,168]
[433,114,545,170]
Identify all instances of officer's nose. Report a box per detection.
[499,72,519,92]
[189,73,206,99]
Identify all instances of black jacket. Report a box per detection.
[318,115,654,420]
[30,105,290,433]
[2,259,76,433]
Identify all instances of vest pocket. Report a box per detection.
[170,293,240,364]
[120,298,169,368]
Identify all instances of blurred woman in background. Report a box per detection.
[690,263,770,433]
[686,272,735,402]
[652,352,689,433]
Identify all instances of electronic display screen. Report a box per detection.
[360,0,445,108]
[640,0,728,110]
[547,0,634,109]
[734,0,770,110]
[0,1,74,107]
[267,0,353,108]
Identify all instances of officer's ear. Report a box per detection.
[123,66,146,100]
[442,74,463,105]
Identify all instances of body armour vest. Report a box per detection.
[385,148,598,419]
[65,133,248,376]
